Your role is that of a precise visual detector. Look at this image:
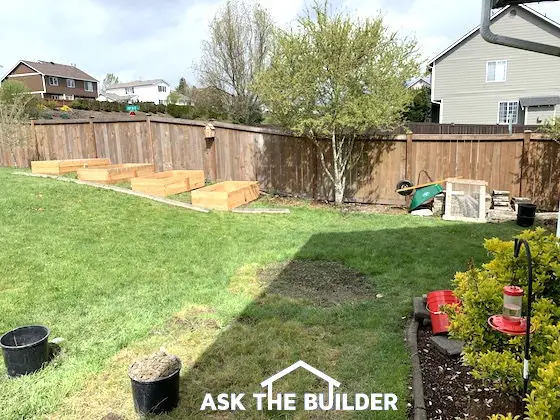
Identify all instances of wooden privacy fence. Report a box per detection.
[1,117,558,210]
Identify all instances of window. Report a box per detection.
[125,87,135,94]
[48,76,59,86]
[498,101,518,124]
[84,81,94,92]
[486,60,507,82]
[158,85,167,92]
[159,99,165,104]
[66,79,75,88]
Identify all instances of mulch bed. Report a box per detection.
[416,324,523,419]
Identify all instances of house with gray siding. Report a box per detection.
[428,5,560,125]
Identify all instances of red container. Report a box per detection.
[427,290,455,304]
[426,291,460,335]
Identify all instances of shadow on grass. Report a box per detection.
[166,222,520,419]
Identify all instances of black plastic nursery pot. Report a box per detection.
[0,325,50,377]
[129,366,181,415]
[517,203,537,227]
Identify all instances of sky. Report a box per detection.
[1,0,560,89]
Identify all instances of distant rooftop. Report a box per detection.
[21,60,97,81]
[107,79,169,89]
[406,75,431,89]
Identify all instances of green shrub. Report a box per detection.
[167,104,195,119]
[525,350,560,420]
[138,102,158,114]
[448,228,560,418]
[44,100,59,110]
[488,414,521,420]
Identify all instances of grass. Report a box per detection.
[0,168,522,419]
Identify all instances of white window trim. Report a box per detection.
[486,60,508,83]
[66,79,75,88]
[497,101,519,125]
[125,87,135,94]
[84,81,94,92]
[48,76,59,86]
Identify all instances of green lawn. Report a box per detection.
[0,169,521,419]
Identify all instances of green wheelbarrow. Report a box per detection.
[396,179,444,212]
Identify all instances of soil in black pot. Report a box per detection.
[128,351,181,381]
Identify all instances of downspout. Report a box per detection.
[481,0,560,57]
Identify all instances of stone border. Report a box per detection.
[12,172,210,213]
[406,319,427,420]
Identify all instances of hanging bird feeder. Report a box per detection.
[487,238,534,399]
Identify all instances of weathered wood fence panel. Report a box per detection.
[0,117,558,210]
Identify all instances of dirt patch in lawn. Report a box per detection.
[253,194,407,214]
[417,324,523,419]
[257,260,375,306]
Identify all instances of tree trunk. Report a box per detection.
[333,177,345,205]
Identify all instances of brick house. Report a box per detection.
[1,60,98,100]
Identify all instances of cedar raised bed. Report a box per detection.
[31,158,111,175]
[191,181,259,210]
[77,164,155,184]
[131,170,205,197]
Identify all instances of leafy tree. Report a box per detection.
[538,116,560,143]
[176,77,188,95]
[255,1,419,204]
[198,0,274,124]
[0,80,37,166]
[405,86,431,122]
[102,73,119,90]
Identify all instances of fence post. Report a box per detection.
[89,117,97,158]
[146,116,155,168]
[30,120,39,164]
[520,130,532,197]
[405,131,413,180]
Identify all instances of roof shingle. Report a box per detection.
[21,60,98,82]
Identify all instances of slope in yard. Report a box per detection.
[0,168,521,419]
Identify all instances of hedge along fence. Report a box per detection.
[0,117,558,210]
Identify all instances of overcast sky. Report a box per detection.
[1,0,559,88]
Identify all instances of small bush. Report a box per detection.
[448,228,560,418]
[44,100,59,110]
[167,104,195,119]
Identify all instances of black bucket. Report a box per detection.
[129,367,181,415]
[0,325,50,377]
[517,203,537,227]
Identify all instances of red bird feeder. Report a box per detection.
[488,286,526,336]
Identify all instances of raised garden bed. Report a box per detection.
[31,159,111,175]
[191,181,259,210]
[77,164,155,184]
[130,170,205,197]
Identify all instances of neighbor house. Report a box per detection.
[103,79,170,104]
[406,76,431,90]
[1,60,98,100]
[428,5,560,125]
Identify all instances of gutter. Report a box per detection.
[481,0,560,57]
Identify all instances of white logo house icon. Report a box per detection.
[260,360,341,409]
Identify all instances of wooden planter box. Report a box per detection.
[31,158,111,175]
[77,164,155,184]
[131,170,205,197]
[191,181,259,210]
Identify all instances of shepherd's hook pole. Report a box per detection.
[513,238,533,398]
